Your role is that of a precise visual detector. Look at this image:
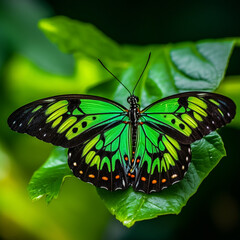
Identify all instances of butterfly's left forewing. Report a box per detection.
[141,92,236,144]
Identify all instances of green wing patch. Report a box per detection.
[8,95,127,148]
[68,118,132,191]
[141,92,236,144]
[132,122,191,193]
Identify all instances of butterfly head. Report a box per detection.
[127,95,139,105]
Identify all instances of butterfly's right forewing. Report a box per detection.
[8,95,127,148]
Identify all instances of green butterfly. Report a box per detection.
[8,54,236,193]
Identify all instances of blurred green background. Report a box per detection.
[0,0,240,239]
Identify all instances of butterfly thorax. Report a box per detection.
[127,95,140,157]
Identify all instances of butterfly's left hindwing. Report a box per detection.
[132,124,191,193]
[8,95,127,148]
[68,120,131,191]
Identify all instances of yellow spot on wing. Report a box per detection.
[193,112,203,121]
[164,139,178,160]
[165,136,180,150]
[46,100,68,115]
[90,155,100,168]
[164,153,175,166]
[188,97,207,109]
[52,116,62,128]
[82,135,100,157]
[57,116,77,133]
[209,99,220,106]
[46,107,68,123]
[85,151,95,164]
[32,105,42,112]
[181,114,198,128]
[188,102,207,117]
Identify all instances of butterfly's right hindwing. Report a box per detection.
[68,119,132,191]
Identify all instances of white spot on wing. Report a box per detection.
[73,162,77,166]
[43,133,46,137]
[172,180,180,185]
[171,174,178,179]
[227,112,230,117]
[212,120,215,124]
[122,179,125,187]
[39,128,42,131]
[44,99,55,102]
[69,152,72,157]
[150,189,156,193]
[182,165,185,170]
[19,123,22,127]
[13,121,16,125]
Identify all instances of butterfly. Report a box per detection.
[8,53,236,194]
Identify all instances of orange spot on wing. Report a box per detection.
[88,174,95,178]
[139,122,144,125]
[128,173,131,176]
[102,176,108,181]
[130,174,135,178]
[133,151,135,154]
[79,170,83,174]
[132,159,134,163]
[115,175,120,179]
[124,156,128,161]
[152,180,157,184]
[161,178,167,183]
[141,177,146,181]
[136,158,140,163]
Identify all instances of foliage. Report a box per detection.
[24,16,240,227]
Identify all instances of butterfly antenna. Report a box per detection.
[132,52,151,95]
[98,59,131,95]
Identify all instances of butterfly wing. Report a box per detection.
[8,94,132,191]
[132,124,191,193]
[68,119,132,191]
[140,92,236,144]
[132,92,236,193]
[8,94,127,148]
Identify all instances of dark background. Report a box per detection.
[0,0,240,239]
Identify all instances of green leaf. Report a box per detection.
[87,39,238,108]
[26,16,239,227]
[28,147,73,203]
[38,16,129,61]
[97,131,225,227]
